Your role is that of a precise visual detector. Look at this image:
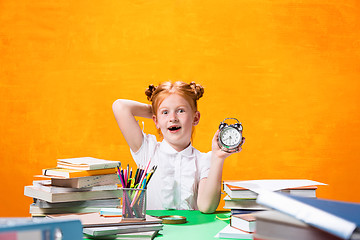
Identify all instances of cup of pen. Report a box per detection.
[121,188,146,221]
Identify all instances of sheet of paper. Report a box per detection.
[225,179,326,193]
[58,157,114,165]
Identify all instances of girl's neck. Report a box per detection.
[166,140,191,152]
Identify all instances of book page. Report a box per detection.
[226,179,326,193]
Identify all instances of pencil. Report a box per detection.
[120,168,126,187]
[125,164,129,185]
[127,167,132,188]
[146,165,157,187]
[136,165,143,186]
[131,159,152,207]
[133,168,139,187]
[124,167,128,187]
[116,166,125,188]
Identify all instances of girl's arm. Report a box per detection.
[112,99,153,153]
[197,130,243,213]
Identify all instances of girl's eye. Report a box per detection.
[177,109,185,113]
[162,110,168,115]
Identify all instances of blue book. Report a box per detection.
[0,218,83,240]
[257,191,360,239]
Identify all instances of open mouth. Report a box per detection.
[168,126,181,132]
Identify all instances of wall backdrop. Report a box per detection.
[1,0,360,216]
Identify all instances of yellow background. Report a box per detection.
[1,0,360,216]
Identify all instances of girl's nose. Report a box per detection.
[169,111,178,122]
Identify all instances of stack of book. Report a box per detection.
[222,180,319,214]
[24,157,122,217]
[215,179,326,239]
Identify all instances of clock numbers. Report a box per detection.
[221,128,241,147]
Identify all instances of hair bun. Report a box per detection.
[190,82,204,100]
[145,84,157,101]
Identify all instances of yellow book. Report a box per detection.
[42,167,116,178]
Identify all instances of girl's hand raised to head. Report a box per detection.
[211,130,245,160]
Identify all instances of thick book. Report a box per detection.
[224,182,318,199]
[33,180,118,193]
[29,205,104,216]
[223,195,267,210]
[230,214,256,233]
[47,212,162,228]
[42,167,116,178]
[83,224,163,237]
[33,198,120,209]
[256,191,360,239]
[214,224,253,239]
[223,183,257,199]
[254,210,343,240]
[24,185,122,203]
[51,174,119,188]
[57,157,120,170]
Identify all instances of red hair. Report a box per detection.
[145,81,204,140]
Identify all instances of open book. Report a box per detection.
[256,191,360,239]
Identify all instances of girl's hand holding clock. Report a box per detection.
[212,118,245,159]
[211,129,245,160]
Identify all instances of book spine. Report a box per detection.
[256,191,356,239]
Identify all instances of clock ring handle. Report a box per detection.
[222,117,240,124]
[221,118,242,131]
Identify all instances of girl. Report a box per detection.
[112,81,243,213]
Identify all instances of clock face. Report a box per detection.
[220,127,242,148]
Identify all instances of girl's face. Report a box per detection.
[153,93,200,152]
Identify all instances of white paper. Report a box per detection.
[57,157,120,170]
[225,179,326,193]
[58,157,115,165]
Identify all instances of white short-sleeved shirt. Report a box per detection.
[130,132,211,210]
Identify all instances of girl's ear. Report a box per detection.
[193,111,200,126]
[152,115,159,129]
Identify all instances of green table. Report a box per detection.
[148,210,230,240]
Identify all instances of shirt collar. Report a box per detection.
[160,139,194,157]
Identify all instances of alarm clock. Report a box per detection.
[217,118,243,153]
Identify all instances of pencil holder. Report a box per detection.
[121,188,146,221]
